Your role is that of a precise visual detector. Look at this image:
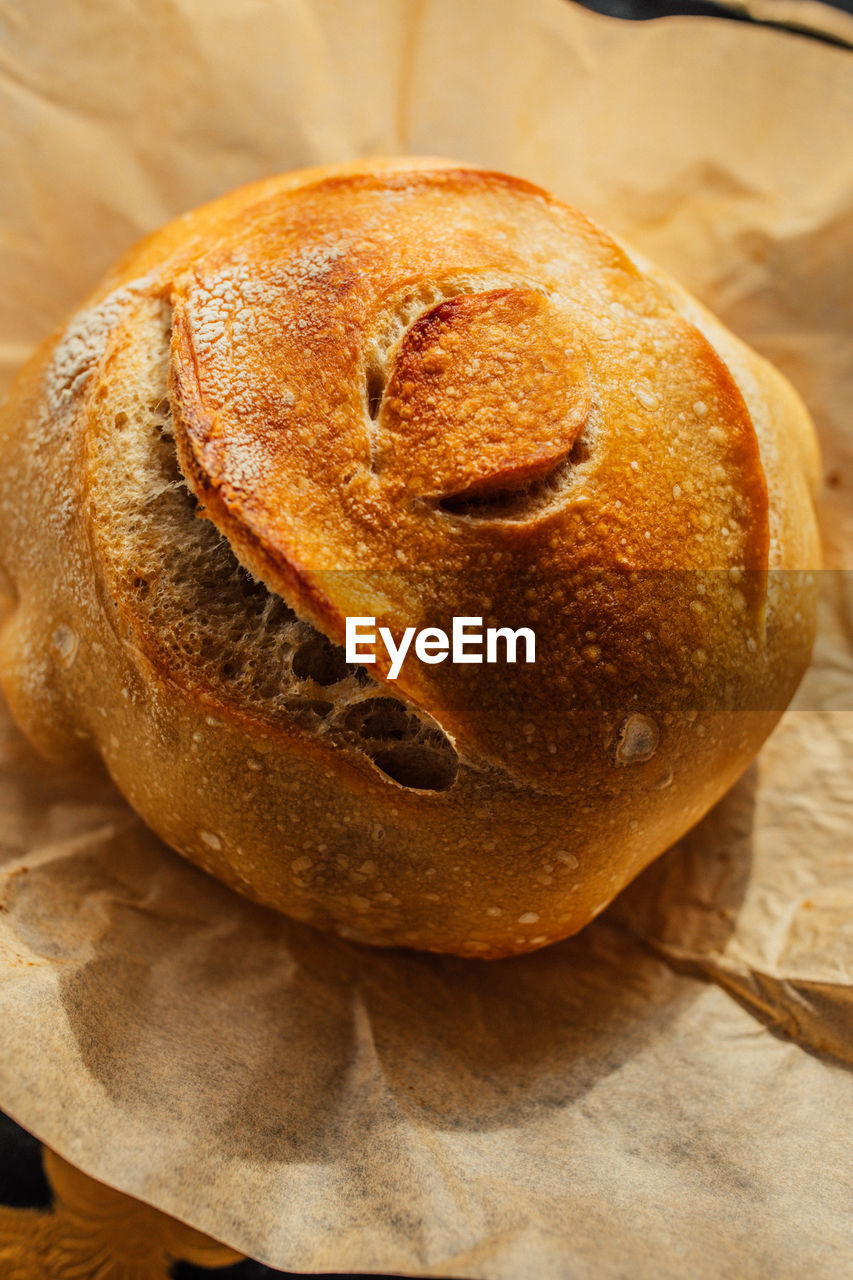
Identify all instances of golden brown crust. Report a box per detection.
[0,159,821,957]
[166,165,773,775]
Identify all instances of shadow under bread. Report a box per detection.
[13,766,754,1168]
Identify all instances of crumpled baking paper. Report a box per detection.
[0,1,851,1276]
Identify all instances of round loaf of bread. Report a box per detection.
[0,158,820,956]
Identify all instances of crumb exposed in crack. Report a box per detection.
[86,299,459,792]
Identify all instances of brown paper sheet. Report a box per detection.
[0,1,851,1275]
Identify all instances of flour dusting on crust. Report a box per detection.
[45,275,157,415]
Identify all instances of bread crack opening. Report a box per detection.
[89,299,458,792]
[362,273,552,460]
[364,280,471,428]
[438,429,593,521]
[363,277,595,519]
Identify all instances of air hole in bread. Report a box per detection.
[569,434,590,465]
[344,696,413,740]
[369,743,457,791]
[291,630,355,686]
[342,697,458,791]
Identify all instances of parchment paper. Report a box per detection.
[1,1,851,1275]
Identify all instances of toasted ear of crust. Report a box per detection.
[0,159,820,957]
